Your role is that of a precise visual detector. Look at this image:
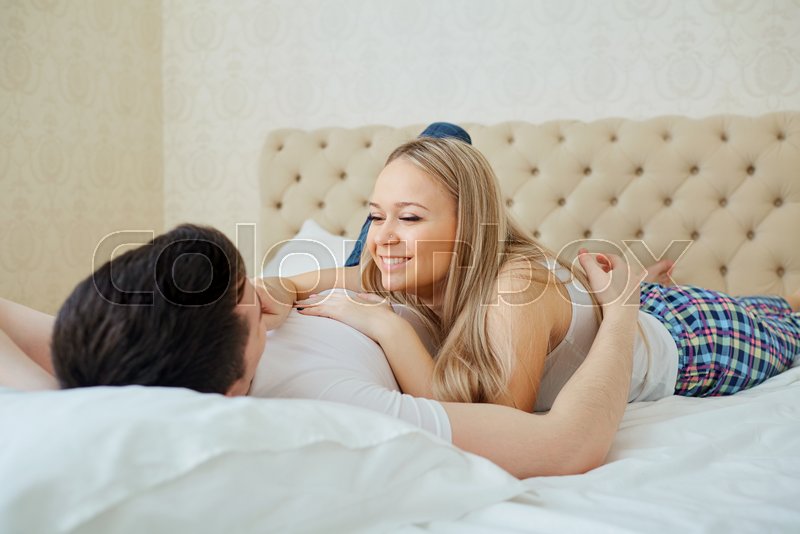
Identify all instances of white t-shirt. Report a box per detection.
[250,309,453,442]
[251,274,680,436]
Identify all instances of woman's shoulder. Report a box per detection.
[496,255,562,293]
[491,259,560,311]
[490,258,574,354]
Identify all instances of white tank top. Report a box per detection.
[534,260,679,411]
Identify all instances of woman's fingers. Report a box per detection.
[293,299,320,308]
[578,250,609,278]
[579,251,642,308]
[597,254,612,272]
[578,249,648,311]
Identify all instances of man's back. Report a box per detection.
[250,309,452,441]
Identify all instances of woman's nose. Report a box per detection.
[372,222,400,245]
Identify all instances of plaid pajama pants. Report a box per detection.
[639,281,800,397]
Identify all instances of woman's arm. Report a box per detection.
[259,266,363,323]
[445,252,643,478]
[0,329,58,390]
[294,271,557,403]
[270,266,362,301]
[444,310,635,477]
[373,316,436,397]
[380,264,558,406]
[0,297,58,390]
[484,266,563,411]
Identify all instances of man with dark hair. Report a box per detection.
[0,119,644,477]
[5,121,474,396]
[0,219,641,478]
[52,224,280,396]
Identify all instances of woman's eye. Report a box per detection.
[367,214,384,222]
[400,216,421,222]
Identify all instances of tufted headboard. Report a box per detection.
[260,113,799,296]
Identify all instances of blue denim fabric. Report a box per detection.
[419,122,472,144]
[345,217,370,267]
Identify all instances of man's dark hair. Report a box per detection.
[52,224,249,394]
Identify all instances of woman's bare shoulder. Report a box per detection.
[495,256,563,304]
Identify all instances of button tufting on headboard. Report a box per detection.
[260,114,799,295]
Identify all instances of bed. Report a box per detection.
[2,113,799,533]
[258,112,800,531]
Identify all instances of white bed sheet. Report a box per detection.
[0,386,524,533]
[2,357,797,533]
[406,363,800,534]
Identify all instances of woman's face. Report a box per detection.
[367,157,458,305]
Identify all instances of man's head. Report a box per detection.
[52,224,271,396]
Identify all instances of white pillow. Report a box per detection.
[262,219,357,277]
[0,386,524,533]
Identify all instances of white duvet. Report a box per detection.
[2,364,797,533]
[0,385,523,533]
[0,368,800,534]
[409,362,800,534]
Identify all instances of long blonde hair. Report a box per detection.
[361,137,600,403]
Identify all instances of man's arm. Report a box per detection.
[0,328,57,390]
[0,297,55,375]
[443,310,635,478]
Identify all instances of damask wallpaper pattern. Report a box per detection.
[161,0,800,263]
[2,0,800,312]
[1,0,163,312]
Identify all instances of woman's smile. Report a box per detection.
[367,157,458,303]
[379,256,412,270]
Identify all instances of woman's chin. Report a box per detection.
[381,272,408,293]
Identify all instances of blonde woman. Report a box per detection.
[267,137,800,411]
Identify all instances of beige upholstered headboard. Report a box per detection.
[260,113,799,295]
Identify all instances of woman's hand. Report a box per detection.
[298,290,437,397]
[577,248,645,316]
[295,290,398,343]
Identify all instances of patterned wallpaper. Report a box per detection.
[0,0,163,313]
[2,0,800,313]
[162,0,800,263]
